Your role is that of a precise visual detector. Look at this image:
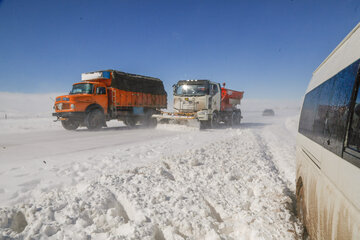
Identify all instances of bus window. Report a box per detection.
[299,59,360,157]
[324,62,359,155]
[347,92,360,152]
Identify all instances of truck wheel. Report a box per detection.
[145,117,157,128]
[85,109,104,130]
[143,117,157,128]
[210,112,219,129]
[235,111,242,125]
[61,119,79,130]
[199,120,209,129]
[124,118,136,127]
[230,112,237,128]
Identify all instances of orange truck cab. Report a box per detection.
[53,70,167,130]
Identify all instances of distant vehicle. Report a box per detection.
[262,109,275,116]
[153,80,244,129]
[53,70,167,130]
[296,23,360,239]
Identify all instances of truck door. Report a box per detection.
[210,84,221,112]
[95,86,108,113]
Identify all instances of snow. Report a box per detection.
[0,92,303,239]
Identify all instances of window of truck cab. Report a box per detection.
[210,84,218,95]
[70,83,94,95]
[96,87,106,95]
[175,84,208,96]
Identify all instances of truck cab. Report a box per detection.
[55,82,108,113]
[173,80,221,121]
[54,80,110,130]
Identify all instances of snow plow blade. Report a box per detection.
[152,113,196,120]
[152,112,200,127]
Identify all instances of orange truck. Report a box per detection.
[53,70,167,130]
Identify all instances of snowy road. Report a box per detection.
[0,110,303,239]
[0,121,231,207]
[0,127,178,163]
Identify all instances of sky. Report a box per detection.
[0,0,359,100]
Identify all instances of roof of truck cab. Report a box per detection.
[177,79,211,85]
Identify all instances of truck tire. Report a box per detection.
[144,117,157,128]
[142,109,157,128]
[61,119,79,130]
[229,112,236,127]
[124,118,136,127]
[85,109,104,130]
[235,111,242,125]
[210,112,219,129]
[199,120,209,129]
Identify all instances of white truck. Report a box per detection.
[153,79,244,129]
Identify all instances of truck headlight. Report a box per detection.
[71,104,75,109]
[57,103,63,110]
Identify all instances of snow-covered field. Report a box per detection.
[0,93,303,239]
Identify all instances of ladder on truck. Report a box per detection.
[111,88,117,117]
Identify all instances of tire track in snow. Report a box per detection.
[1,126,302,239]
[251,130,301,239]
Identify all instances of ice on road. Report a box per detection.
[0,110,302,239]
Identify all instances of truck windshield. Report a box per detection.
[70,83,94,95]
[175,84,208,96]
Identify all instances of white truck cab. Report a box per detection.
[173,80,221,121]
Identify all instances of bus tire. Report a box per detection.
[296,181,309,239]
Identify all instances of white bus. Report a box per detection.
[296,23,360,239]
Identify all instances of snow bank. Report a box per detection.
[0,123,302,239]
[0,92,64,118]
[0,91,303,238]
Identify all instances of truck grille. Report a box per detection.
[56,103,71,111]
[62,103,70,109]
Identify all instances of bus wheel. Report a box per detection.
[85,109,104,130]
[296,182,309,239]
[61,119,79,130]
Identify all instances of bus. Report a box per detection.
[296,23,360,239]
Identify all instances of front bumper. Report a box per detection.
[52,112,85,121]
[152,110,211,121]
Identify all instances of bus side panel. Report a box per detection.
[297,134,360,240]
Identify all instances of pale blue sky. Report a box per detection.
[0,0,359,100]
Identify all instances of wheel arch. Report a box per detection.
[296,176,304,196]
[85,104,104,114]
